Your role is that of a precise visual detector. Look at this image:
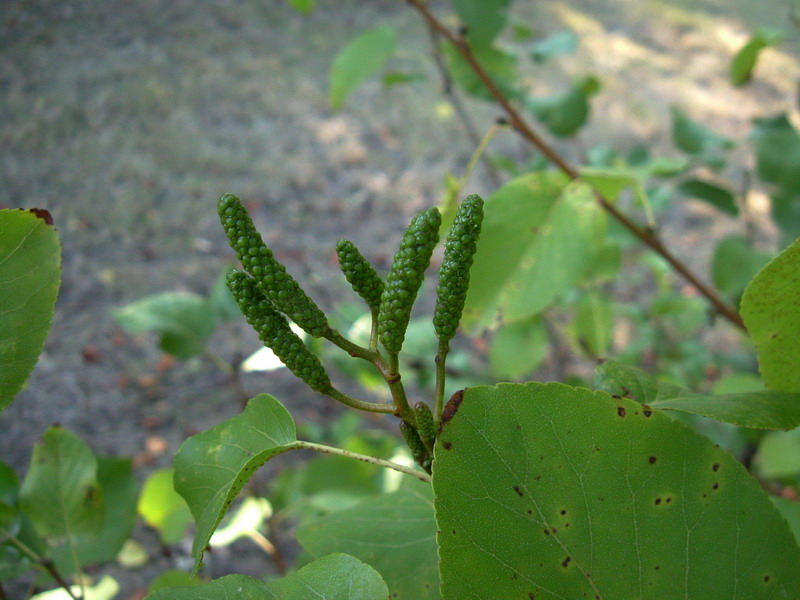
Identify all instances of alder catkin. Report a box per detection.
[377,207,442,353]
[218,193,331,338]
[336,239,385,312]
[226,270,330,393]
[433,194,484,343]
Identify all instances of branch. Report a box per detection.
[405,0,745,331]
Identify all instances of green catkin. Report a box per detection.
[226,270,331,393]
[335,239,385,312]
[433,194,485,343]
[377,207,442,353]
[399,421,427,464]
[218,193,331,338]
[414,402,436,448]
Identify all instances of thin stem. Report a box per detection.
[295,441,432,483]
[369,308,380,353]
[205,348,235,377]
[323,385,397,414]
[405,0,745,331]
[7,537,79,600]
[424,19,503,189]
[433,338,449,428]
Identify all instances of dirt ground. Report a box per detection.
[1,0,797,596]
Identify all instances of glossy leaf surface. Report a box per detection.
[433,382,800,599]
[0,209,61,412]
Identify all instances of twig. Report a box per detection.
[424,20,503,188]
[405,0,746,331]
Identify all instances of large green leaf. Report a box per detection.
[174,394,300,570]
[146,554,389,599]
[751,114,800,196]
[741,237,800,392]
[451,0,511,46]
[137,468,192,544]
[0,208,61,412]
[595,359,800,430]
[113,291,217,358]
[463,173,605,328]
[572,290,613,357]
[19,427,105,539]
[442,43,519,101]
[330,26,396,111]
[730,27,784,86]
[297,483,438,600]
[671,107,733,167]
[49,457,136,575]
[433,382,800,599]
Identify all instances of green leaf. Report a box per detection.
[711,236,771,300]
[572,291,613,357]
[148,570,202,592]
[771,193,800,247]
[751,114,800,196]
[297,483,439,600]
[671,107,733,165]
[527,76,600,137]
[772,497,800,544]
[463,174,606,328]
[442,43,519,101]
[112,292,217,358]
[146,554,389,600]
[382,72,426,87]
[731,27,784,86]
[755,428,800,479]
[489,317,548,380]
[0,208,61,412]
[48,457,136,575]
[137,469,193,544]
[530,30,578,63]
[676,179,738,215]
[595,359,800,430]
[287,0,315,14]
[741,237,800,392]
[19,427,104,539]
[433,382,800,599]
[174,394,300,571]
[330,26,396,111]
[451,0,511,46]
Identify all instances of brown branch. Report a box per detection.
[405,0,745,331]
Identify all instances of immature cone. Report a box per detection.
[414,401,436,448]
[378,207,442,353]
[218,193,331,338]
[336,239,384,313]
[227,270,331,393]
[433,194,484,343]
[399,420,427,465]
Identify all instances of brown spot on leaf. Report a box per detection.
[712,463,720,472]
[642,405,653,417]
[713,482,719,490]
[649,456,657,464]
[562,556,571,568]
[655,498,662,505]
[28,208,53,225]
[617,406,626,417]
[764,575,771,583]
[443,441,453,450]
[514,485,524,497]
[440,389,465,430]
